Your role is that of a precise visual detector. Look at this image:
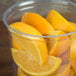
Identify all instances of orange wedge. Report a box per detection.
[51,64,70,76]
[46,10,76,32]
[48,30,70,56]
[11,48,62,76]
[21,13,54,35]
[10,22,48,65]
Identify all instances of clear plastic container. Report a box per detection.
[2,0,76,76]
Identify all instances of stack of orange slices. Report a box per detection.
[9,10,76,76]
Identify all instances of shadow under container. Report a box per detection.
[3,0,76,76]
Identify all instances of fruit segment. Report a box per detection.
[51,64,70,76]
[22,13,54,35]
[48,30,70,56]
[10,22,43,36]
[10,22,48,65]
[11,48,62,76]
[46,10,76,32]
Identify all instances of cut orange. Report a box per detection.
[46,10,76,32]
[10,22,43,36]
[10,22,48,65]
[51,64,70,76]
[48,30,70,56]
[11,48,62,76]
[21,13,54,35]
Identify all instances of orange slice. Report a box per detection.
[51,64,70,76]
[10,22,48,65]
[46,10,76,32]
[48,30,70,56]
[21,13,54,35]
[11,48,62,76]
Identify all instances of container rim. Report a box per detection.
[2,0,76,38]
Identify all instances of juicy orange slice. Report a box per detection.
[10,22,43,36]
[10,22,48,65]
[51,64,70,76]
[21,13,54,35]
[48,30,70,56]
[46,10,76,32]
[11,48,62,76]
